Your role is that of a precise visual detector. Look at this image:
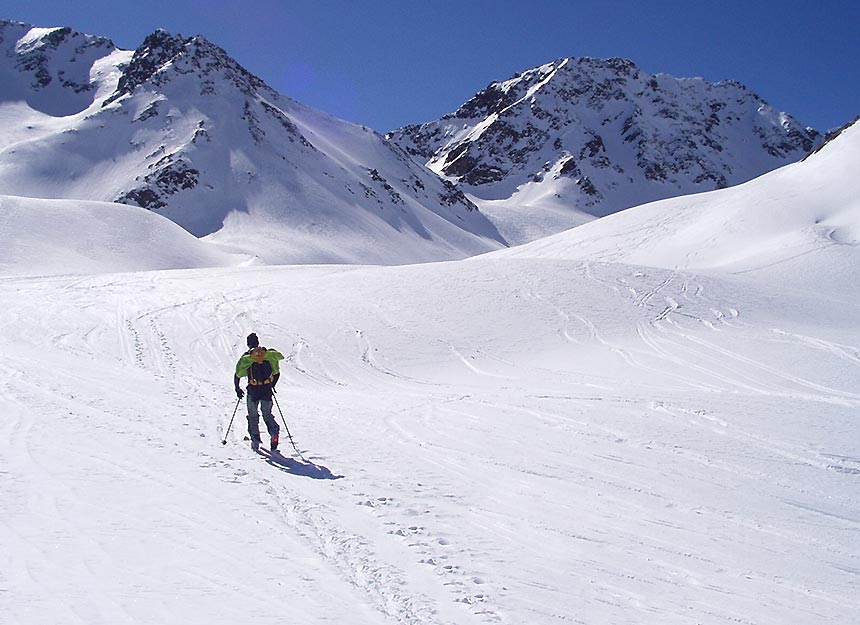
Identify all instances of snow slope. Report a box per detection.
[497,119,860,288]
[2,125,859,623]
[0,194,248,276]
[1,256,858,625]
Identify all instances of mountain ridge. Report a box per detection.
[388,56,821,243]
[0,20,842,262]
[0,19,506,265]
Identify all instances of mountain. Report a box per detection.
[388,57,821,244]
[0,21,506,265]
[496,118,860,291]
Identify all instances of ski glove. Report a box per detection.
[236,387,245,399]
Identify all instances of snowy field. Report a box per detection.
[2,111,859,625]
[1,252,858,625]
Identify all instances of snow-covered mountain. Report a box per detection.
[389,57,821,243]
[0,20,506,264]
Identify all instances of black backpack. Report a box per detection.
[248,359,273,386]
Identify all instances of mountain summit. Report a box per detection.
[0,20,505,264]
[388,57,820,242]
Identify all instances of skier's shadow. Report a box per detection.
[260,449,343,480]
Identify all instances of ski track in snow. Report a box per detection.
[1,261,859,625]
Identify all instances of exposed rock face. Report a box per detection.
[105,30,269,106]
[388,57,821,219]
[803,117,859,160]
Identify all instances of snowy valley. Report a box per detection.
[1,19,859,625]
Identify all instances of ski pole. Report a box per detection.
[271,392,309,462]
[222,397,242,445]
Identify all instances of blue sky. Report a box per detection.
[4,0,858,133]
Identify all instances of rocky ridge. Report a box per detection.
[388,57,821,223]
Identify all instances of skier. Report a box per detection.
[234,334,284,452]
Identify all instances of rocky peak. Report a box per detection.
[458,56,641,118]
[110,29,188,98]
[106,29,267,105]
[388,56,821,220]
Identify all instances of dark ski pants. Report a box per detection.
[246,396,279,444]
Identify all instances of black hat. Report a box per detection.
[246,333,259,348]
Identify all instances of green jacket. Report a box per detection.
[235,348,285,379]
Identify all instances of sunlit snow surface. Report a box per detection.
[1,125,858,625]
[1,256,858,625]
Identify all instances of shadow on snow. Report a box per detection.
[258,448,343,480]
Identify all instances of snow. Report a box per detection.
[2,258,858,625]
[470,185,595,245]
[0,194,248,276]
[2,126,859,625]
[13,27,60,52]
[1,20,859,625]
[497,121,860,284]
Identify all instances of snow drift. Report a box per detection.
[0,194,246,276]
[497,118,860,288]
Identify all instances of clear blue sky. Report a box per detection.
[4,0,858,133]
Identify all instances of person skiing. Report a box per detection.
[234,333,284,452]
